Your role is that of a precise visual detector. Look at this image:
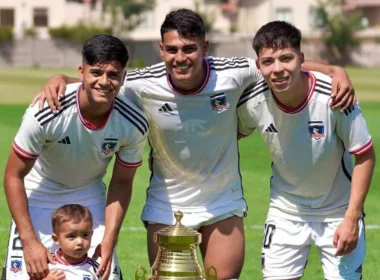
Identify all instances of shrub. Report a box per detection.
[0,26,13,43]
[49,25,112,43]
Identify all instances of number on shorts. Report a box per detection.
[12,227,23,251]
[263,224,276,249]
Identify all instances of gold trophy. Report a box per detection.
[135,211,217,280]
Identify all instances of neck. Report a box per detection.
[57,248,87,265]
[272,72,310,109]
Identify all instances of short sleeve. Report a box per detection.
[12,106,46,159]
[336,103,373,155]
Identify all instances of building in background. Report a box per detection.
[0,0,104,39]
[126,0,380,40]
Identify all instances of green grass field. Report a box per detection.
[0,67,379,279]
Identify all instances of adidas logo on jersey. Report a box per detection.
[158,103,173,113]
[58,136,71,144]
[265,124,278,133]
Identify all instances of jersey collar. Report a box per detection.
[54,248,88,266]
[166,58,211,95]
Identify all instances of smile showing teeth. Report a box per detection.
[273,77,288,82]
[176,65,189,70]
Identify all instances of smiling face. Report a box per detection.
[256,47,304,95]
[79,61,126,107]
[160,30,209,92]
[52,219,93,263]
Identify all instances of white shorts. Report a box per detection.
[141,201,247,230]
[261,215,365,280]
[5,204,122,280]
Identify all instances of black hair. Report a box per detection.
[160,9,206,41]
[82,34,129,68]
[252,21,302,56]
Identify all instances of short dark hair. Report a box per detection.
[52,204,93,233]
[252,21,302,56]
[82,34,129,68]
[160,9,206,41]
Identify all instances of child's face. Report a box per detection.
[52,219,93,263]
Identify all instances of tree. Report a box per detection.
[194,0,216,34]
[103,0,155,35]
[314,0,364,65]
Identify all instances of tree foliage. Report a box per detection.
[104,0,155,32]
[194,0,216,34]
[314,0,364,65]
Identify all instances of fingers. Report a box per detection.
[28,261,48,280]
[333,232,339,248]
[331,90,350,111]
[97,259,112,280]
[32,93,41,107]
[91,244,101,261]
[331,79,338,98]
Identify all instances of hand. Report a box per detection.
[43,269,66,280]
[23,239,55,280]
[92,242,114,279]
[31,75,67,113]
[330,68,357,112]
[333,217,359,256]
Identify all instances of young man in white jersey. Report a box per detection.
[44,204,100,280]
[33,9,357,279]
[237,21,376,280]
[3,34,148,280]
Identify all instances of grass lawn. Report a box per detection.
[0,67,379,279]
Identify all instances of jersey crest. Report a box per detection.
[210,93,228,112]
[101,139,118,154]
[308,121,325,140]
[10,259,22,273]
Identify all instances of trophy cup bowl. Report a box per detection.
[135,211,217,280]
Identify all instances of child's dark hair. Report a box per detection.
[52,204,93,233]
[82,34,129,68]
[160,9,206,41]
[252,21,302,56]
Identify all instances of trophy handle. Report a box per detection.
[205,265,218,280]
[135,266,148,280]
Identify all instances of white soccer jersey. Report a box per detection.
[122,57,262,219]
[13,83,148,208]
[48,249,100,279]
[237,71,373,221]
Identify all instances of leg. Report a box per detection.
[317,219,365,280]
[146,223,168,266]
[88,204,123,280]
[261,215,310,280]
[198,216,245,279]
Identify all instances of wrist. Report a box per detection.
[344,210,362,222]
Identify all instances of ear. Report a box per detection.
[300,52,305,64]
[78,65,84,82]
[256,59,261,71]
[52,234,59,245]
[204,40,210,57]
[159,42,164,58]
[122,70,127,82]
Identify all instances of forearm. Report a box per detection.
[345,149,376,221]
[103,182,132,247]
[4,177,37,242]
[57,74,80,84]
[302,61,346,78]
